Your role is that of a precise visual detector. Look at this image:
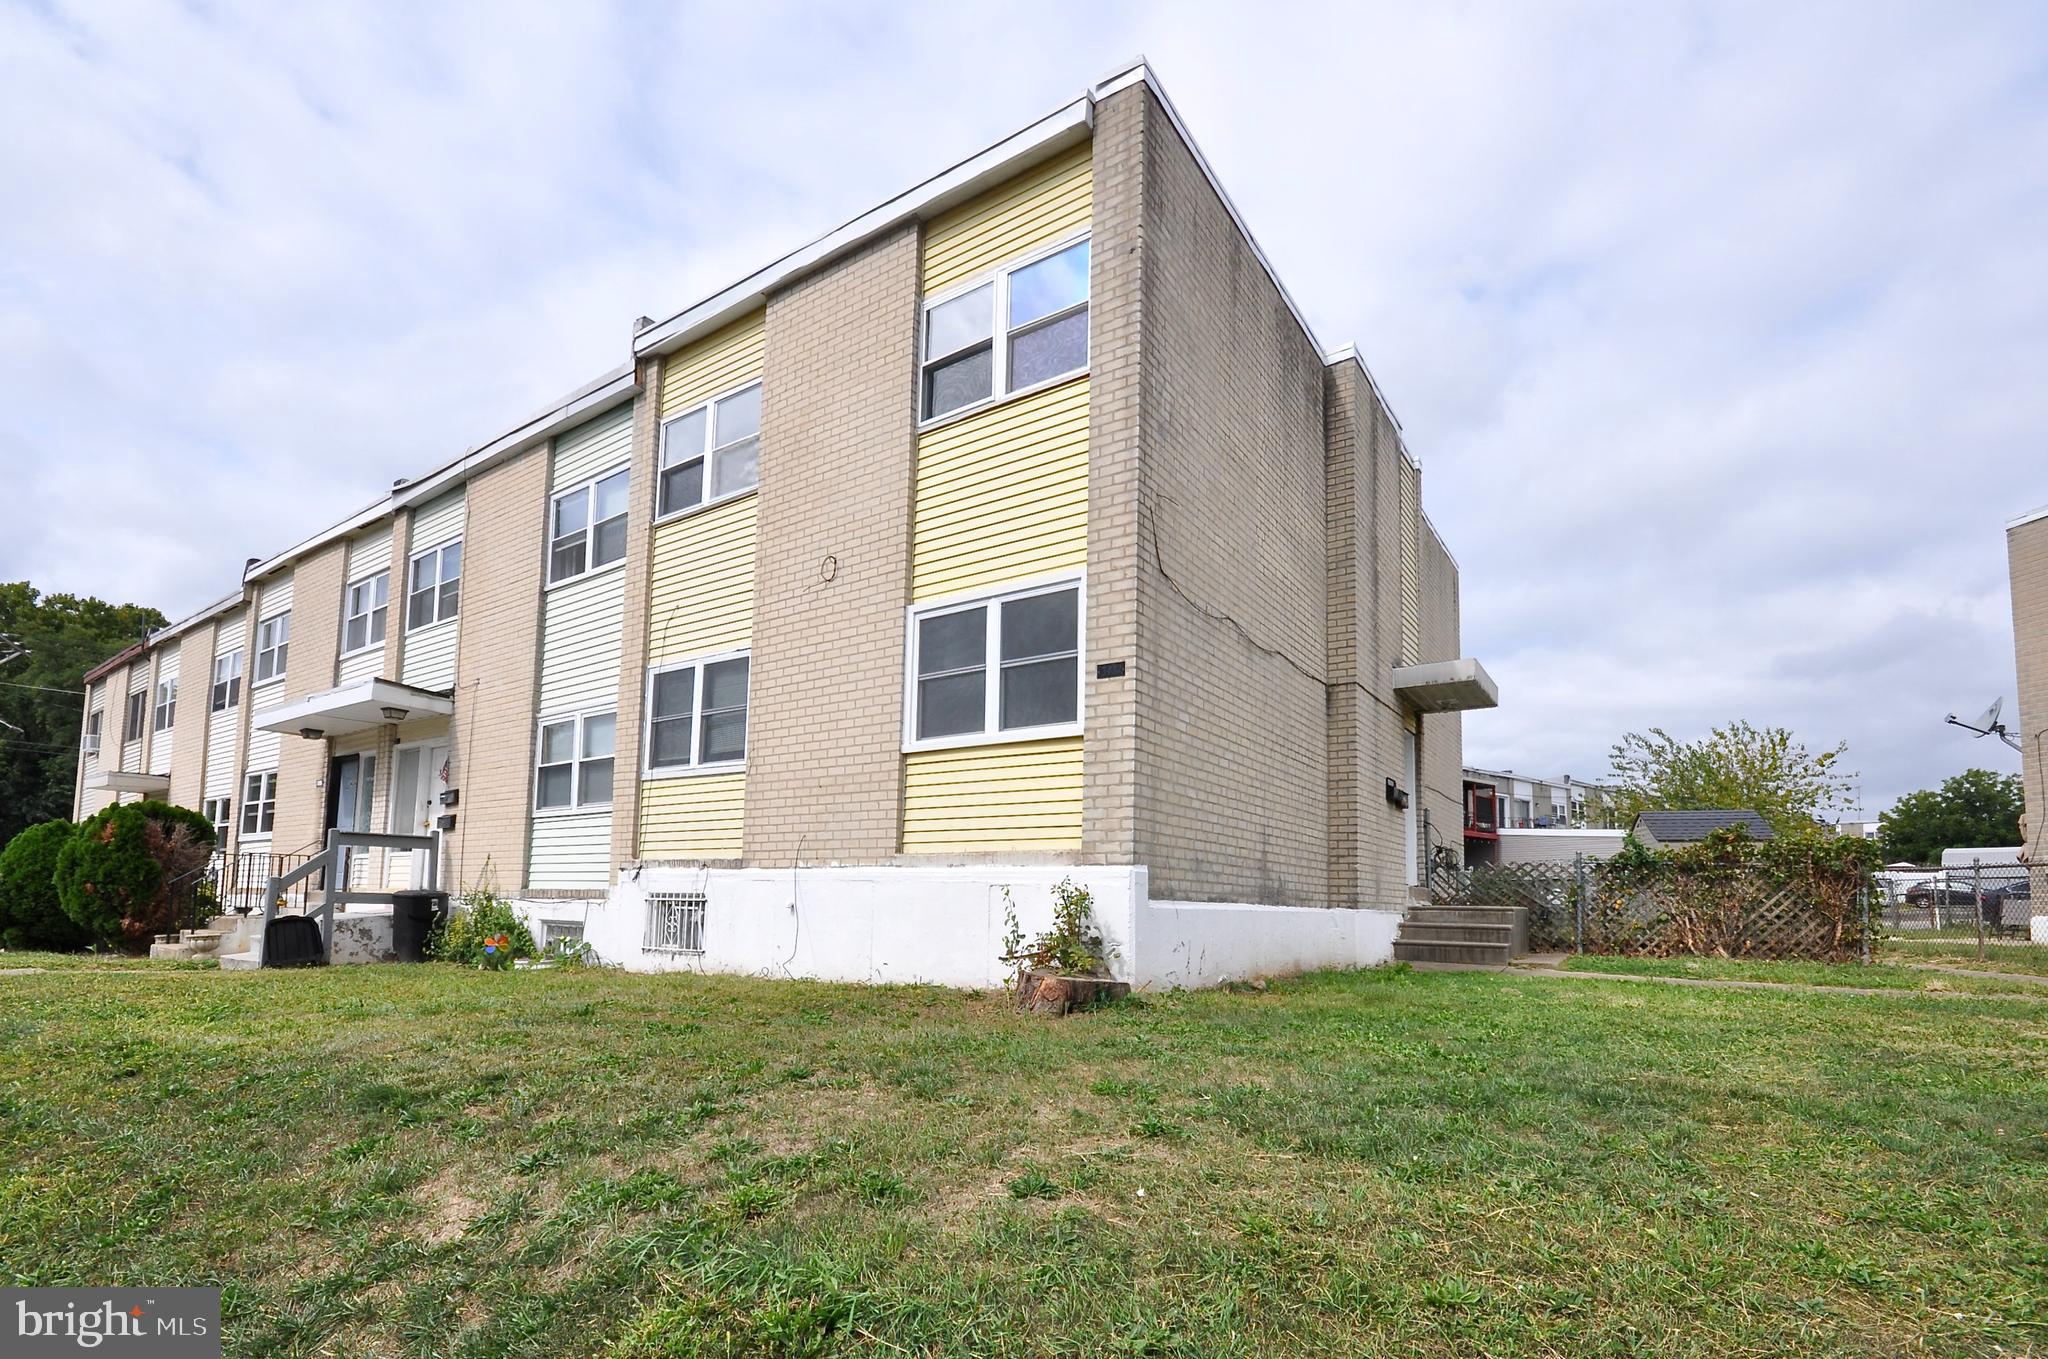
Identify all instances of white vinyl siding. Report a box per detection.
[204,618,245,800]
[148,659,177,775]
[122,670,146,771]
[525,408,631,888]
[243,723,283,812]
[252,574,293,691]
[339,528,394,685]
[345,526,393,580]
[402,488,468,691]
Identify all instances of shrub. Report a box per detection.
[429,887,538,967]
[54,801,216,948]
[1000,877,1112,978]
[0,819,88,950]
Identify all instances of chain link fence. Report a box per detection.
[1872,861,2046,968]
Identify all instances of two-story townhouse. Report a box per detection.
[74,61,1495,987]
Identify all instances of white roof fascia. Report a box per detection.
[243,365,638,584]
[149,591,246,646]
[631,100,1095,360]
[2009,503,2048,531]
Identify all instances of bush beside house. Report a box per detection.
[48,801,215,949]
[0,818,88,950]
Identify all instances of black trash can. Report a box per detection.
[391,890,449,963]
[264,914,325,968]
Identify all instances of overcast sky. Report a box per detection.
[3,1,2042,814]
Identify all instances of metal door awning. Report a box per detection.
[1391,658,1499,713]
[251,678,454,739]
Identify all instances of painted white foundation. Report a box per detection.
[532,865,1401,990]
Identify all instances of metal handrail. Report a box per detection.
[259,829,439,966]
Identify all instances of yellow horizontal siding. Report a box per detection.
[911,378,1088,601]
[647,495,756,664]
[901,737,1083,852]
[640,771,746,858]
[661,313,766,419]
[922,143,1093,293]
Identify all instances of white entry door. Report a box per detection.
[388,740,451,889]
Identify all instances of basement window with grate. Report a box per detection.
[644,892,706,954]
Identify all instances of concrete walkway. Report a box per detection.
[1406,953,2048,1001]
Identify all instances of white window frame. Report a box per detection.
[901,573,1085,754]
[406,539,463,632]
[123,689,146,744]
[642,649,751,778]
[532,710,616,815]
[152,677,177,733]
[918,230,1091,428]
[254,612,290,686]
[202,795,232,840]
[340,572,390,657]
[644,892,706,955]
[83,709,102,756]
[240,771,277,837]
[210,650,242,712]
[546,465,631,587]
[657,380,763,522]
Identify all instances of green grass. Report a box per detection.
[2,962,2044,1357]
[1559,953,2048,995]
[1879,938,2048,977]
[0,947,220,971]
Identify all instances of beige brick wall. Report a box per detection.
[444,449,549,893]
[742,226,921,864]
[2010,515,2048,861]
[219,598,258,854]
[1081,88,1145,867]
[166,622,215,811]
[609,357,665,868]
[271,543,346,855]
[1126,84,1330,906]
[1324,366,1365,906]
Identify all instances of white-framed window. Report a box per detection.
[534,711,615,811]
[152,678,177,732]
[644,892,706,954]
[123,689,146,743]
[644,652,750,774]
[659,382,762,518]
[210,650,242,712]
[920,234,1090,422]
[905,577,1082,750]
[406,540,462,631]
[540,920,585,953]
[548,467,629,585]
[254,612,290,684]
[341,572,390,655]
[240,771,277,836]
[83,710,102,756]
[203,795,232,840]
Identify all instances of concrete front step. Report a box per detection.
[219,950,262,972]
[1398,923,1515,945]
[1403,906,1522,927]
[1394,940,1515,966]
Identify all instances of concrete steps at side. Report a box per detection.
[1392,904,1529,967]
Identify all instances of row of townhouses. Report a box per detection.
[72,62,1495,987]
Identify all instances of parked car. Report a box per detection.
[1904,876,1977,907]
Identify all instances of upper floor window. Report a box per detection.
[645,652,750,773]
[123,689,146,743]
[907,579,1081,748]
[341,572,389,655]
[535,711,614,811]
[254,612,290,685]
[152,678,177,732]
[921,236,1091,422]
[407,540,462,631]
[549,468,629,584]
[211,650,242,712]
[83,709,102,755]
[659,382,761,518]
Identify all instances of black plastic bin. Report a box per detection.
[391,890,449,963]
[264,915,325,968]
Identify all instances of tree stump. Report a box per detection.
[1014,969,1130,1015]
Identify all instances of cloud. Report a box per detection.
[1,0,2041,813]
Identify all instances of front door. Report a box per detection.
[388,740,450,890]
[327,753,374,888]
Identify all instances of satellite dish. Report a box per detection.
[1946,697,2021,751]
[1973,697,2003,731]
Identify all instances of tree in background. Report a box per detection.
[1877,769,2023,865]
[0,819,88,950]
[0,583,165,845]
[1608,720,1856,833]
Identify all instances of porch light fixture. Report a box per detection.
[380,706,409,722]
[298,726,324,740]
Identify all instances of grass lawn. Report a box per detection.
[1,961,2043,1357]
[1559,953,2048,996]
[1879,936,2048,978]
